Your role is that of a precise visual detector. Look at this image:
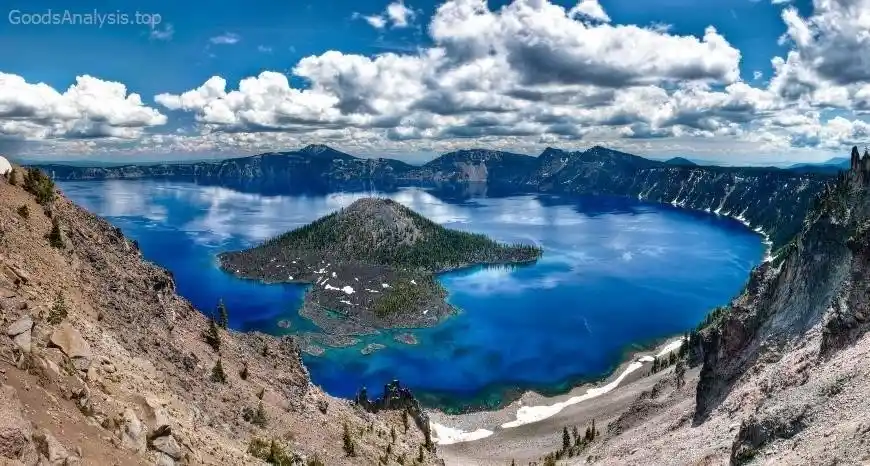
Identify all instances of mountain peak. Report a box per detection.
[298,144,355,160]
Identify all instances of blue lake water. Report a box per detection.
[59,180,764,409]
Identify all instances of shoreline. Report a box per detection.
[429,336,685,445]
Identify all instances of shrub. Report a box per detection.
[47,292,68,324]
[211,358,227,383]
[23,168,55,205]
[8,169,17,186]
[203,318,221,351]
[47,218,63,248]
[239,363,249,380]
[247,437,301,466]
[17,205,29,219]
[243,401,268,427]
[342,422,356,457]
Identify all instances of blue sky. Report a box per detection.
[1,0,868,164]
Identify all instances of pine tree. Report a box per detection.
[203,317,221,351]
[342,422,355,457]
[562,426,570,452]
[211,358,227,383]
[217,299,229,329]
[8,169,17,186]
[47,218,63,248]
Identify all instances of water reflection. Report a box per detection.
[59,179,765,407]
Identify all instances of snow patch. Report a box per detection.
[430,422,493,445]
[341,286,355,295]
[382,283,391,288]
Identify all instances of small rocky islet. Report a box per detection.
[219,197,542,336]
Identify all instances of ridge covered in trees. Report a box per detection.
[219,198,542,331]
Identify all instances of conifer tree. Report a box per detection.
[211,358,227,383]
[47,218,63,248]
[342,422,355,457]
[562,426,570,451]
[217,299,229,329]
[203,317,221,351]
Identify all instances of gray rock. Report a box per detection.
[151,435,182,460]
[6,315,32,336]
[49,323,91,360]
[119,408,145,453]
[71,357,91,372]
[33,429,69,464]
[12,331,31,353]
[0,384,37,463]
[155,452,176,466]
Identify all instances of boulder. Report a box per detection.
[150,435,182,460]
[156,452,176,466]
[119,408,145,453]
[32,429,69,465]
[0,385,37,463]
[49,323,91,360]
[11,332,30,353]
[6,316,32,337]
[142,396,171,435]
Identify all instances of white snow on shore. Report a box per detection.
[499,338,685,430]
[655,338,684,357]
[341,286,355,295]
[430,422,494,445]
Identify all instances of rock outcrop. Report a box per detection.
[572,147,870,464]
[0,166,440,465]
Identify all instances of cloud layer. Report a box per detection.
[3,0,870,162]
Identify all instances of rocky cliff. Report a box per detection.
[0,167,440,465]
[564,148,870,465]
[38,145,831,250]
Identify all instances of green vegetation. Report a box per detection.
[17,205,29,219]
[248,437,304,466]
[217,299,229,329]
[342,422,356,457]
[253,198,541,272]
[8,169,17,186]
[697,306,729,332]
[211,358,227,383]
[239,363,249,380]
[373,276,442,318]
[47,219,63,248]
[47,292,69,324]
[243,401,268,427]
[203,317,221,351]
[23,168,55,205]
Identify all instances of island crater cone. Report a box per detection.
[219,197,542,343]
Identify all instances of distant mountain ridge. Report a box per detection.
[37,144,837,250]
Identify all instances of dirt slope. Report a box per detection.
[0,167,440,465]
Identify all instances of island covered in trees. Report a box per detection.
[219,197,542,341]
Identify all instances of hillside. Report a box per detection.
[435,147,870,465]
[219,198,541,338]
[665,157,698,167]
[0,168,441,465]
[39,144,833,250]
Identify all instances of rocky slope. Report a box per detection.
[0,168,441,465]
[38,145,831,250]
[530,148,870,465]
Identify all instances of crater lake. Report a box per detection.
[59,180,764,410]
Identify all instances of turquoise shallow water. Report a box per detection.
[59,180,764,409]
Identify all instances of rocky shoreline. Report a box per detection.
[429,336,687,446]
